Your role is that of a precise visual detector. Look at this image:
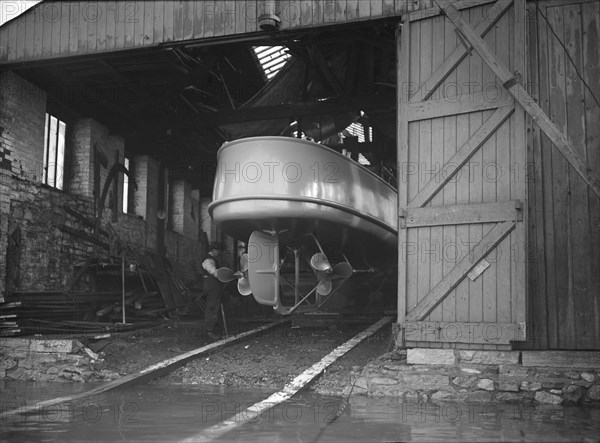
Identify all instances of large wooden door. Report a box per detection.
[396,0,527,349]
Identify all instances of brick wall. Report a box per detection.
[1,72,206,297]
[0,71,46,183]
[8,176,107,291]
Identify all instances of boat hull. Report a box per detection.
[208,136,398,263]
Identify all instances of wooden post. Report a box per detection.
[396,19,410,347]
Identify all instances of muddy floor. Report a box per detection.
[84,315,393,394]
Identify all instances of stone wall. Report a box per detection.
[0,338,118,383]
[354,348,600,407]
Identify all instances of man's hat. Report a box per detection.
[209,241,221,250]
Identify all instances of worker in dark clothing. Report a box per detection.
[202,241,223,340]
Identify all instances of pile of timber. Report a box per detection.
[0,260,203,337]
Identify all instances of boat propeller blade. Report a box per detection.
[216,267,242,283]
[310,253,332,273]
[317,279,332,296]
[237,277,252,296]
[332,262,353,279]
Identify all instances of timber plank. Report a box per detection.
[511,0,527,327]
[442,114,458,323]
[87,1,98,53]
[405,221,516,322]
[8,10,17,59]
[397,20,410,333]
[163,0,174,42]
[153,1,164,44]
[33,1,43,58]
[133,0,144,47]
[581,0,600,348]
[142,0,154,45]
[182,0,193,39]
[417,14,433,321]
[24,6,35,57]
[173,0,184,41]
[404,201,520,228]
[0,27,7,63]
[441,12,458,324]
[405,321,525,344]
[77,0,88,53]
[547,5,571,348]
[123,1,135,47]
[468,7,485,325]
[522,351,600,368]
[537,1,558,348]
[482,15,498,326]
[565,3,593,348]
[300,0,313,27]
[454,37,471,324]
[42,3,54,57]
[408,82,514,122]
[105,1,116,51]
[114,1,125,49]
[525,3,546,348]
[223,1,236,36]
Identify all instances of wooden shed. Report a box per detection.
[0,0,598,350]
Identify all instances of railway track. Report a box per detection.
[2,315,392,441]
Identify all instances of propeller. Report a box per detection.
[216,267,252,296]
[310,252,332,272]
[310,256,354,296]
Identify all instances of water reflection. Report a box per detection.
[1,381,599,442]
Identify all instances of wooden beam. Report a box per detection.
[405,321,526,344]
[408,0,499,22]
[401,200,522,228]
[438,2,600,198]
[194,95,395,126]
[404,220,516,322]
[408,89,513,121]
[408,105,514,208]
[409,0,513,103]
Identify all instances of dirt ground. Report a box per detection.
[83,315,394,394]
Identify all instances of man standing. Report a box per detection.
[202,241,222,339]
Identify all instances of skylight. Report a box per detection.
[344,121,373,144]
[253,46,291,80]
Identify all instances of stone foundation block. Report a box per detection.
[459,350,519,365]
[522,351,600,369]
[407,349,456,365]
[401,373,450,391]
[477,378,495,391]
[535,391,562,405]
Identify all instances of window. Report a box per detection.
[122,156,130,213]
[43,113,66,189]
[253,46,290,80]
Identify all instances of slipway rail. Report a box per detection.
[180,316,393,443]
[0,318,290,419]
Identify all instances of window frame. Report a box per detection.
[42,112,68,190]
